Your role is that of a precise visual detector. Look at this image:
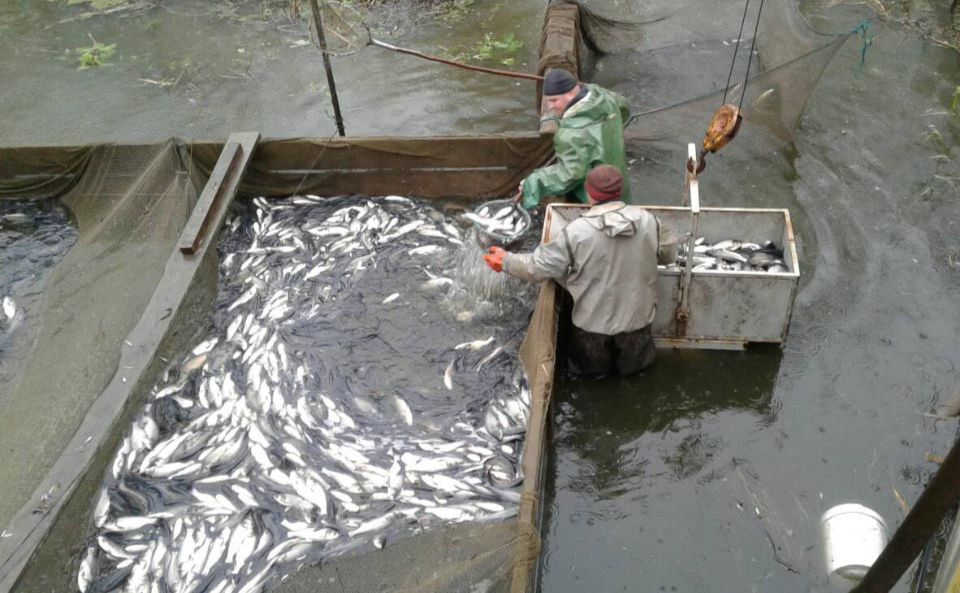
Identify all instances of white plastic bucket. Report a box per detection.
[821,503,888,582]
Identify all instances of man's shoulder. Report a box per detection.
[562,87,622,125]
[621,204,653,216]
[583,84,625,108]
[621,205,659,227]
[563,215,603,240]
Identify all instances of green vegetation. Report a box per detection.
[923,124,950,155]
[952,86,960,116]
[918,123,959,203]
[75,34,116,69]
[66,0,130,8]
[445,32,523,65]
[432,0,475,21]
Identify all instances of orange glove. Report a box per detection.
[483,246,507,273]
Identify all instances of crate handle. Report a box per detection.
[676,143,701,336]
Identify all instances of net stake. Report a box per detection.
[309,0,346,137]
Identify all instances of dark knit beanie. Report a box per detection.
[542,68,578,96]
[585,165,623,202]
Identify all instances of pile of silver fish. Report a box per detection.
[662,237,789,273]
[462,202,528,240]
[79,195,533,593]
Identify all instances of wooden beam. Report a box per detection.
[851,436,960,593]
[178,132,259,254]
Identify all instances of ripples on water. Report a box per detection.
[81,195,538,593]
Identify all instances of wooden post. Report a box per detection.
[851,436,960,593]
[178,132,259,254]
[308,0,346,137]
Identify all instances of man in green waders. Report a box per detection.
[519,68,631,210]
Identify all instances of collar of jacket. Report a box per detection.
[583,201,626,217]
[579,201,639,237]
[561,86,590,116]
[562,88,594,119]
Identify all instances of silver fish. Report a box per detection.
[93,486,111,528]
[1,296,15,320]
[191,338,218,356]
[77,547,97,593]
[390,394,413,426]
[708,248,748,264]
[421,277,453,290]
[443,359,455,390]
[454,337,495,351]
[348,510,403,537]
[409,245,442,256]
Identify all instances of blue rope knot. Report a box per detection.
[851,19,874,77]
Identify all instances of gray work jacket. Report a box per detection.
[503,202,676,335]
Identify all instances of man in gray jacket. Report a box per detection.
[484,165,677,376]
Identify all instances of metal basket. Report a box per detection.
[470,199,532,249]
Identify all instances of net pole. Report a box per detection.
[309,0,346,137]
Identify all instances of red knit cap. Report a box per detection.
[585,165,623,203]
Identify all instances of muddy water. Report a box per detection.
[0,0,540,145]
[1,0,960,592]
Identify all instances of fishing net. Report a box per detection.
[540,0,861,195]
[552,0,672,56]
[0,143,200,531]
[0,199,77,416]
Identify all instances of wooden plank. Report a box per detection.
[246,169,531,200]
[0,134,260,593]
[512,282,560,593]
[178,132,259,254]
[536,2,581,105]
[853,437,960,593]
[654,337,747,351]
[189,134,551,172]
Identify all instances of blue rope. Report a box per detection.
[850,19,874,77]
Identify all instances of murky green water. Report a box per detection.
[539,1,960,592]
[1,0,960,592]
[0,0,540,144]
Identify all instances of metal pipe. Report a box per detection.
[308,0,345,137]
[852,435,960,593]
